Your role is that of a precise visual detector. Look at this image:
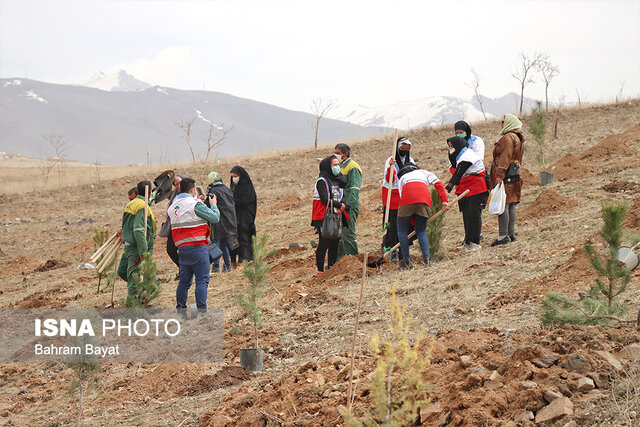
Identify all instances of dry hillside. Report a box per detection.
[1,100,640,426]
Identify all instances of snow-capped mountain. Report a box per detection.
[333,93,538,130]
[83,70,152,92]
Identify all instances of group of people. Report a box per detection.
[117,166,258,315]
[312,114,525,271]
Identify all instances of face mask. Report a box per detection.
[449,148,456,154]
[331,165,341,176]
[232,176,239,184]
[335,154,343,162]
[456,132,466,138]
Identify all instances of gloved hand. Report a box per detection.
[445,183,454,193]
[134,254,145,265]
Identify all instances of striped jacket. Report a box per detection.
[168,193,220,248]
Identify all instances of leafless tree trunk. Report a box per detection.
[469,68,487,120]
[309,97,337,150]
[44,134,69,183]
[176,118,197,163]
[553,93,567,139]
[616,80,625,103]
[575,87,582,107]
[203,123,232,163]
[512,51,548,115]
[540,60,559,113]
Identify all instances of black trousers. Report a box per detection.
[316,233,339,272]
[166,233,179,268]
[458,192,486,245]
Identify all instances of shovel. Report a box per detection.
[367,189,469,267]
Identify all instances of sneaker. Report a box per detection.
[423,257,436,266]
[211,266,220,273]
[461,242,481,253]
[399,259,414,270]
[222,265,232,273]
[479,234,484,242]
[490,237,511,247]
[509,234,517,242]
[317,271,323,275]
[389,250,399,262]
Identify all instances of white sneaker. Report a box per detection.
[461,242,481,254]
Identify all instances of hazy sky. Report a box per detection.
[1,0,639,112]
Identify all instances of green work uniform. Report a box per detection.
[117,195,155,296]
[337,158,362,259]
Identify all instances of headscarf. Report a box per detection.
[397,162,419,179]
[447,136,468,168]
[454,121,472,142]
[501,114,523,135]
[207,171,222,185]
[319,156,347,187]
[395,137,413,169]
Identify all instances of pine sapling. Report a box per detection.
[541,202,630,327]
[236,235,275,349]
[126,253,161,308]
[427,187,445,260]
[343,283,431,426]
[529,101,547,168]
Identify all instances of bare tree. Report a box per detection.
[512,51,548,115]
[203,122,232,163]
[616,80,625,103]
[36,159,58,183]
[176,118,197,163]
[553,92,567,139]
[468,68,487,120]
[44,134,69,183]
[540,60,560,113]
[575,87,582,107]
[309,97,337,150]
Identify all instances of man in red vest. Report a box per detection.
[168,177,220,315]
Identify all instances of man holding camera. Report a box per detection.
[168,177,220,315]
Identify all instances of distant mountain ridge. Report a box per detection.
[333,93,538,130]
[83,70,152,92]
[0,77,380,165]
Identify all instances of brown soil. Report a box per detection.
[579,130,638,162]
[519,166,540,187]
[11,286,79,308]
[626,197,640,230]
[0,255,40,278]
[488,245,595,308]
[185,366,251,395]
[33,259,69,272]
[519,188,578,221]
[545,154,594,181]
[266,194,304,212]
[266,245,306,261]
[200,324,640,426]
[602,180,640,193]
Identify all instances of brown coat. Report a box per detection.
[490,131,525,204]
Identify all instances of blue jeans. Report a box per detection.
[212,238,231,272]
[176,245,210,313]
[397,215,430,261]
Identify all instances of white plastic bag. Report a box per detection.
[488,182,506,215]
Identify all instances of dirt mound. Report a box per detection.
[519,189,578,221]
[185,366,251,395]
[602,180,640,193]
[11,286,79,308]
[33,259,69,272]
[266,245,306,261]
[519,166,540,187]
[266,194,304,212]
[269,254,316,281]
[626,197,640,230]
[580,131,637,162]
[0,255,40,278]
[488,246,595,308]
[200,324,640,426]
[545,154,594,181]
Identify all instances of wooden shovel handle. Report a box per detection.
[383,129,399,230]
[381,189,470,257]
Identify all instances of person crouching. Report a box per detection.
[396,163,449,269]
[168,177,220,315]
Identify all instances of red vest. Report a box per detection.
[312,177,347,221]
[168,196,211,247]
[449,167,488,197]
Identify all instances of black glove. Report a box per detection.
[445,183,454,193]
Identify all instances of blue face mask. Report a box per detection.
[331,165,341,176]
[456,132,467,138]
